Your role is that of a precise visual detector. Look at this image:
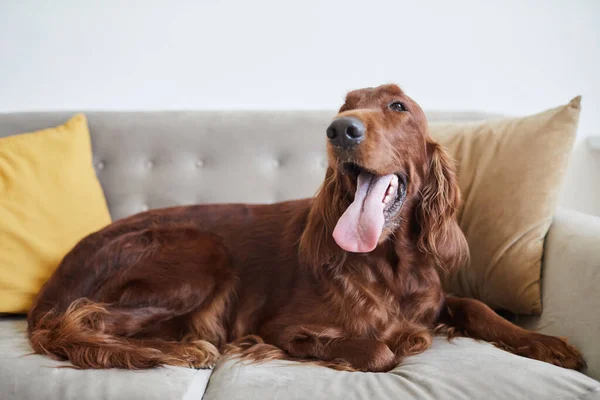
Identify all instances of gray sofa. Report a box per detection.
[1,111,599,400]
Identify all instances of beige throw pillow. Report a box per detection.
[429,97,581,315]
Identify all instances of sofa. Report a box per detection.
[1,110,599,400]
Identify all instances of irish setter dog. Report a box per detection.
[28,84,584,372]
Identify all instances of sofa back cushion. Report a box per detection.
[0,105,579,315]
[0,115,111,313]
[430,98,581,314]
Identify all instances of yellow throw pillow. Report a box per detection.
[430,97,581,315]
[0,114,111,313]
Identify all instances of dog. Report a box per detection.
[28,84,584,372]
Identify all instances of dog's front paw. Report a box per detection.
[516,334,585,370]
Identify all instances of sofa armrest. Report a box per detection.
[515,208,600,380]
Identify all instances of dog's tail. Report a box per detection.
[27,298,218,369]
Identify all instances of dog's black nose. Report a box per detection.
[326,117,365,148]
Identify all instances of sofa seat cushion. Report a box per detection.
[204,337,600,400]
[0,318,211,400]
[3,318,599,400]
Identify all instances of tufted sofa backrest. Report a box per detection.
[0,111,497,220]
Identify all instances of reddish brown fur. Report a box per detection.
[28,84,584,372]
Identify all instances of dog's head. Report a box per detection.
[321,84,468,273]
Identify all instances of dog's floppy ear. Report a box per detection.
[415,141,469,276]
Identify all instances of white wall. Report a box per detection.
[1,0,598,215]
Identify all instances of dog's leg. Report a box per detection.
[439,296,585,370]
[272,324,397,372]
[385,325,433,359]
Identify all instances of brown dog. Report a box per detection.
[28,84,584,372]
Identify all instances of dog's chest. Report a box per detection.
[338,262,443,335]
[332,265,401,335]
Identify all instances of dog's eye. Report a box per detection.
[389,102,407,112]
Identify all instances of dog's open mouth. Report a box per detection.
[333,162,407,253]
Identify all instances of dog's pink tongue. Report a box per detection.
[333,171,394,253]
